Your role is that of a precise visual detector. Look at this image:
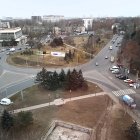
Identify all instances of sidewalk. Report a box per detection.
[12,92,106,113]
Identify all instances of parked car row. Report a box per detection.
[110,65,140,88]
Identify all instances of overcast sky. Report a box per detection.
[0,0,139,18]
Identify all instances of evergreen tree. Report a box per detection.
[36,67,47,82]
[45,74,53,90]
[70,69,79,90]
[51,71,59,90]
[59,69,66,88]
[126,121,140,140]
[1,110,14,130]
[65,69,71,90]
[77,69,85,87]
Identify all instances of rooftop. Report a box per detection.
[0,27,21,33]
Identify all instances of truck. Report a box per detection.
[122,95,136,108]
[110,56,115,62]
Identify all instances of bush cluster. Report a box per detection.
[0,110,33,131]
[20,50,33,55]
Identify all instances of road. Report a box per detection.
[0,35,140,112]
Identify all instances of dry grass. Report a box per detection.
[3,96,133,140]
[7,82,103,110]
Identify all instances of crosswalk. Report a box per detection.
[112,89,136,96]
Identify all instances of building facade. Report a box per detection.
[31,16,42,24]
[0,27,27,46]
[83,18,93,31]
[42,15,64,22]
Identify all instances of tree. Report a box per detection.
[65,69,71,90]
[1,110,14,130]
[16,111,33,127]
[36,67,47,85]
[51,71,59,90]
[59,69,66,88]
[70,69,79,90]
[126,121,140,140]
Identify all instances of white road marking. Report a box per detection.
[112,88,136,96]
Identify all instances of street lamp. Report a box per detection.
[69,89,71,100]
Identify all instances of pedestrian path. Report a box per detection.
[13,92,106,113]
[112,88,136,97]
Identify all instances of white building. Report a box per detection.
[0,21,10,29]
[83,18,93,31]
[0,27,27,46]
[42,15,64,22]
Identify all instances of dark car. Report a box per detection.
[115,74,123,78]
[18,48,22,50]
[118,75,129,80]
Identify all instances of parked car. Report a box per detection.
[118,76,129,80]
[115,74,123,78]
[124,79,133,83]
[109,66,119,71]
[112,69,120,74]
[129,83,137,87]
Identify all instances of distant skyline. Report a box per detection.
[0,0,140,18]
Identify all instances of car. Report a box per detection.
[105,56,108,59]
[17,48,22,50]
[124,79,133,83]
[6,48,10,50]
[109,66,119,71]
[25,43,29,46]
[129,83,137,87]
[127,81,135,84]
[6,52,10,55]
[0,98,13,105]
[9,48,15,52]
[95,62,98,66]
[118,76,129,80]
[115,74,123,78]
[112,69,120,74]
[109,46,113,50]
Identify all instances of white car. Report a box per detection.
[95,62,99,66]
[109,46,113,50]
[112,69,119,74]
[105,56,108,59]
[109,66,119,71]
[124,79,133,83]
[0,98,13,105]
[9,48,15,52]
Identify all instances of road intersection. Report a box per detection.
[0,34,140,114]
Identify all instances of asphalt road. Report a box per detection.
[0,35,140,113]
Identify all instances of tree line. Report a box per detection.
[36,68,88,91]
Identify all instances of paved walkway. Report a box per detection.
[13,92,106,113]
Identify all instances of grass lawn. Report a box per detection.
[6,36,110,68]
[7,82,103,110]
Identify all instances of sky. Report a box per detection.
[0,0,140,18]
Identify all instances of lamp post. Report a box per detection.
[69,89,71,100]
